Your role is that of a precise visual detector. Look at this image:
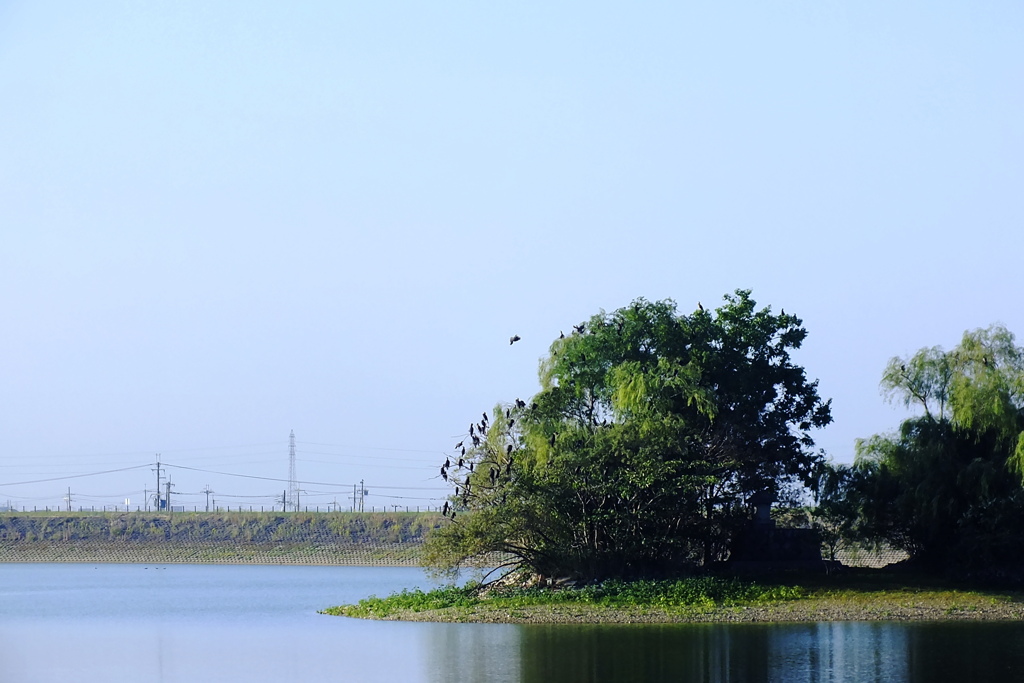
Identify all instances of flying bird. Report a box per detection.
[510,335,521,345]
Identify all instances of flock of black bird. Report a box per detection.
[439,324,598,521]
[439,307,706,521]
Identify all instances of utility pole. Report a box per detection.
[64,487,72,512]
[153,454,163,511]
[202,485,213,512]
[165,480,173,514]
[359,479,368,513]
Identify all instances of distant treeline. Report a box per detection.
[0,511,442,565]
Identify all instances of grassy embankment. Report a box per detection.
[0,511,440,565]
[322,571,1024,624]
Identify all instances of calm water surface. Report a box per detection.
[1,563,1023,682]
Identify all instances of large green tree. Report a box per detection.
[823,325,1024,574]
[426,291,832,581]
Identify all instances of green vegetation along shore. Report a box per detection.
[0,511,440,565]
[322,571,1024,624]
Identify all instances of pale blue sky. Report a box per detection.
[1,1,1021,510]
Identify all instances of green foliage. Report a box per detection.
[325,585,481,617]
[324,577,805,618]
[822,325,1024,576]
[428,291,832,581]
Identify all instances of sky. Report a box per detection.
[0,1,1021,512]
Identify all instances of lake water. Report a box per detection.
[1,563,1023,682]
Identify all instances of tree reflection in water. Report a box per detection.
[427,620,1024,683]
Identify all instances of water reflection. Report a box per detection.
[425,624,522,683]
[3,564,1024,683]
[425,620,1024,683]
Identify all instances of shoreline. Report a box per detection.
[357,597,1024,624]
[323,573,1024,624]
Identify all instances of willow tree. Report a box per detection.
[829,324,1024,573]
[425,291,832,581]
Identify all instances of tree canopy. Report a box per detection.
[821,324,1024,575]
[426,291,832,582]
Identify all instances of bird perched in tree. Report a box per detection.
[573,324,585,334]
[442,501,450,516]
[469,423,475,436]
[697,302,704,312]
[510,334,521,345]
[440,467,448,481]
[506,444,513,454]
[454,441,463,450]
[559,331,565,339]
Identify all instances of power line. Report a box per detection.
[0,464,151,487]
[297,440,442,455]
[162,462,442,490]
